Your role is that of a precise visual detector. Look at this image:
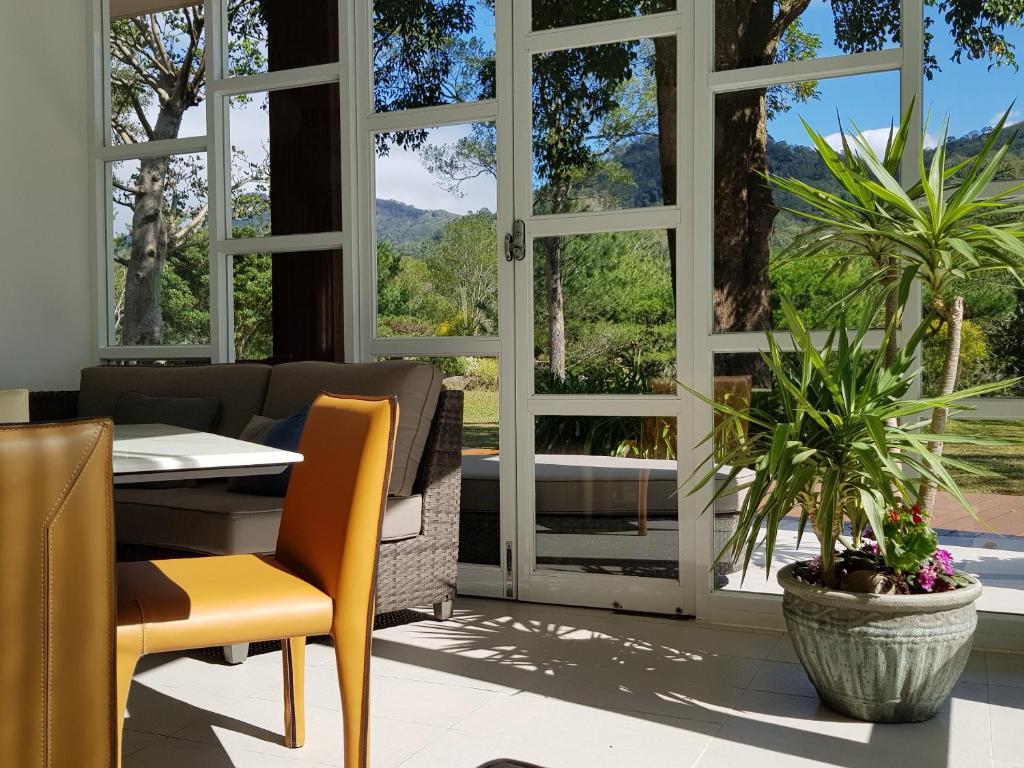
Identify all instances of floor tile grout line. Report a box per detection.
[688,720,728,768]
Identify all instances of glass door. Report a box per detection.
[509,2,692,613]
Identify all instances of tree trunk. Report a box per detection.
[122,95,187,345]
[919,294,965,513]
[543,237,566,379]
[713,87,776,335]
[652,36,677,295]
[711,1,808,345]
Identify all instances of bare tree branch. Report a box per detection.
[172,203,208,245]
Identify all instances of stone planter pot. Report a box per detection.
[777,562,982,723]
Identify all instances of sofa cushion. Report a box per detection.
[114,481,423,554]
[461,454,753,516]
[114,391,221,432]
[236,414,275,445]
[262,361,442,496]
[78,364,272,438]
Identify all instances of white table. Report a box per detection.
[112,423,303,485]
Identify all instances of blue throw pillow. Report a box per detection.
[227,404,310,496]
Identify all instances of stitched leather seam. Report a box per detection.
[36,422,105,767]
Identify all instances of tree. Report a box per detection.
[426,213,499,336]
[110,2,265,345]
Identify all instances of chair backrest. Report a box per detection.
[0,388,29,423]
[275,394,398,621]
[0,420,116,768]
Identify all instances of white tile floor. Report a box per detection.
[122,597,1024,768]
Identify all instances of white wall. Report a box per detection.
[0,1,94,390]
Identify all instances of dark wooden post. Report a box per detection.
[264,0,344,361]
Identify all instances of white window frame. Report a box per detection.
[90,0,355,364]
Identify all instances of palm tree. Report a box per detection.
[769,106,1024,512]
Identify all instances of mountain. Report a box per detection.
[371,123,1022,250]
[376,198,460,248]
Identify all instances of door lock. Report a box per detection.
[504,219,526,262]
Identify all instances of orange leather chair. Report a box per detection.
[116,393,398,768]
[1,420,116,768]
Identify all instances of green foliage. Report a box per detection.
[879,506,939,574]
[465,357,499,390]
[232,253,273,361]
[533,229,675,381]
[687,297,1014,584]
[425,212,498,336]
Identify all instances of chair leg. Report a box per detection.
[331,625,372,768]
[223,642,250,664]
[433,599,454,621]
[115,629,142,768]
[282,637,306,749]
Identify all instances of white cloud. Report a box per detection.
[824,126,938,157]
[989,108,1023,127]
[374,124,495,214]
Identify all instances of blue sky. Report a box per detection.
[770,0,1024,147]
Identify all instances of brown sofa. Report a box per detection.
[31,361,464,660]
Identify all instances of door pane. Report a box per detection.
[924,10,1023,180]
[713,70,899,333]
[532,0,676,31]
[109,154,209,346]
[533,415,678,579]
[532,37,677,213]
[714,0,899,71]
[375,123,498,338]
[383,356,502,567]
[373,0,496,112]
[533,230,676,394]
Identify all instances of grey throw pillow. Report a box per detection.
[236,414,276,445]
[113,391,221,432]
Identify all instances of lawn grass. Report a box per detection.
[944,419,1024,496]
[462,389,499,450]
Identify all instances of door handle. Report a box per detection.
[504,219,526,262]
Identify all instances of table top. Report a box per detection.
[112,423,303,485]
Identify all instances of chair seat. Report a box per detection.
[117,554,333,654]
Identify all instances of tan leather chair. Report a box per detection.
[1,420,116,768]
[116,393,398,768]
[0,388,29,423]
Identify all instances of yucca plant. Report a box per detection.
[770,105,1024,512]
[686,296,1014,589]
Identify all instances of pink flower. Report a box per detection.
[918,564,938,592]
[933,548,954,576]
[865,540,879,555]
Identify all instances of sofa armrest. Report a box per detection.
[29,390,80,422]
[414,389,463,536]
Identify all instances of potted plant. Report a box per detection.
[687,296,1014,722]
